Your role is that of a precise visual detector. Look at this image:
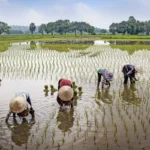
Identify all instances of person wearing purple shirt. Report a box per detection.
[122,64,138,84]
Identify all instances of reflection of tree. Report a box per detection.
[30,41,36,49]
[97,87,113,104]
[57,109,74,132]
[121,84,141,105]
[6,118,35,146]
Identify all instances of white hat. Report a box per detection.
[10,95,27,113]
[58,86,73,101]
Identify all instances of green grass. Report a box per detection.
[1,34,150,43]
[1,34,150,52]
[0,42,10,52]
[110,44,150,55]
[40,44,91,52]
[0,34,100,42]
[100,34,150,40]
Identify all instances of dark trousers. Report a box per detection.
[123,67,135,84]
[124,76,133,84]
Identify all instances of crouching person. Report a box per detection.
[57,78,74,109]
[5,91,35,122]
[97,68,113,89]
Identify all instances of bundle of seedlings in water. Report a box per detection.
[72,82,83,98]
[50,85,57,94]
[73,90,78,99]
[72,82,77,90]
[44,92,48,97]
[44,85,49,92]
[78,86,83,95]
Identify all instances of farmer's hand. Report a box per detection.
[30,107,35,115]
[134,77,138,81]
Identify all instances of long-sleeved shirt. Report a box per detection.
[122,65,135,76]
[58,79,72,89]
[16,90,32,106]
[97,69,113,88]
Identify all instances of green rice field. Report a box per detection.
[0,40,150,150]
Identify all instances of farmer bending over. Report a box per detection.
[5,91,35,122]
[97,68,113,89]
[57,78,74,108]
[122,64,138,84]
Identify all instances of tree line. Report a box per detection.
[109,16,150,35]
[0,21,10,34]
[38,20,95,35]
[0,17,150,35]
[0,20,95,35]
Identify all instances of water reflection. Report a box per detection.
[57,109,74,132]
[121,84,141,105]
[0,44,150,150]
[44,91,49,97]
[30,41,36,49]
[6,118,35,146]
[94,40,110,45]
[97,88,113,104]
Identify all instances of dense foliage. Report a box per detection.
[109,16,150,35]
[1,17,150,35]
[0,21,10,34]
[38,20,95,35]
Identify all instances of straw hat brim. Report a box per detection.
[10,96,27,113]
[135,66,143,73]
[58,86,73,101]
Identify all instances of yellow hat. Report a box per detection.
[58,86,73,101]
[10,95,27,113]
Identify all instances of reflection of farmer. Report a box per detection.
[97,68,113,89]
[57,109,74,132]
[57,79,74,108]
[6,118,35,146]
[121,84,141,105]
[122,64,138,84]
[5,91,35,122]
[97,88,112,104]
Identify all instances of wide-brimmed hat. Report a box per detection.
[135,66,143,73]
[10,95,27,113]
[58,86,73,101]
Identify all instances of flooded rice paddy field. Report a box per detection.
[0,44,150,150]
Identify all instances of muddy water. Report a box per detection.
[0,45,150,150]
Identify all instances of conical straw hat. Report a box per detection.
[10,95,27,113]
[135,66,143,73]
[58,86,73,101]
